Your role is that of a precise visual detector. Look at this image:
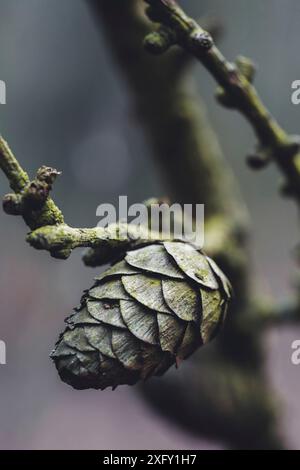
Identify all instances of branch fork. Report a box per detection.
[0,136,168,265]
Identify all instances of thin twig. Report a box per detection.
[144,0,300,203]
[0,136,30,192]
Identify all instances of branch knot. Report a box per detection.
[189,30,214,51]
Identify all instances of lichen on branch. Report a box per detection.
[0,135,174,265]
[144,0,300,203]
[27,222,168,263]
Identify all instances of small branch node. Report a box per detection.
[36,166,61,186]
[246,150,270,170]
[215,87,236,108]
[235,55,256,83]
[144,27,176,54]
[2,193,23,215]
[189,30,214,52]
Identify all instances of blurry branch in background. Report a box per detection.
[144,0,300,204]
[248,301,300,328]
[86,0,248,271]
[0,136,168,263]
[87,0,300,449]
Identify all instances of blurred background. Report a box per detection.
[0,0,300,450]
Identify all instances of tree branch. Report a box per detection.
[27,222,165,263]
[144,0,300,203]
[0,135,164,263]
